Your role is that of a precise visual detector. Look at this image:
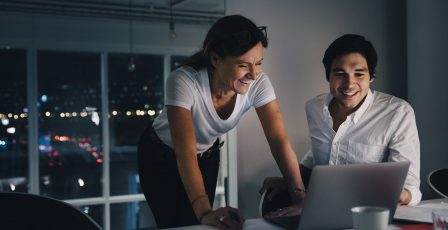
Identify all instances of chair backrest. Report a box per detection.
[0,192,102,230]
[427,168,448,198]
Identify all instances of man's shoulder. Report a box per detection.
[306,93,328,107]
[305,93,329,118]
[372,91,414,112]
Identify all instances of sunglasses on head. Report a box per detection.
[204,26,268,54]
[229,26,267,47]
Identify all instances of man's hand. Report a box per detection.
[259,177,288,201]
[399,188,411,205]
[264,204,302,218]
[260,177,305,219]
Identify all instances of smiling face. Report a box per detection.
[211,42,264,95]
[329,52,374,114]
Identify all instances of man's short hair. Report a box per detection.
[322,34,378,81]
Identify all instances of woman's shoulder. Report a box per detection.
[166,66,211,97]
[250,72,272,88]
[169,66,206,84]
[171,66,199,78]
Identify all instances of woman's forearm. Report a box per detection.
[176,152,212,219]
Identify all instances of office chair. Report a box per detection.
[427,168,448,198]
[0,192,102,230]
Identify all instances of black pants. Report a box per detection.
[137,125,221,229]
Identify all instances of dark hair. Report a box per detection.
[183,15,268,70]
[322,34,378,81]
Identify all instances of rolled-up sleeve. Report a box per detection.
[300,149,315,169]
[388,105,421,205]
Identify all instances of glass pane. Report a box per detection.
[170,55,188,70]
[38,51,102,199]
[111,201,156,230]
[75,204,104,229]
[0,49,28,192]
[108,53,164,195]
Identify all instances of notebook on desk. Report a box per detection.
[261,162,410,230]
[395,198,448,223]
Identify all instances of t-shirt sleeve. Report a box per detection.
[252,73,276,108]
[164,69,195,110]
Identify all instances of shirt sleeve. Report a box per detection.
[388,104,421,205]
[300,149,315,168]
[164,69,195,110]
[251,73,276,108]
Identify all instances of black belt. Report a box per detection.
[198,139,224,159]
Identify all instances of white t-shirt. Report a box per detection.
[301,90,421,205]
[152,66,276,153]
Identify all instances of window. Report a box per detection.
[171,55,188,70]
[76,204,104,228]
[111,201,150,230]
[0,49,28,193]
[38,51,102,199]
[108,53,164,196]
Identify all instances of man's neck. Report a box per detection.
[329,97,366,131]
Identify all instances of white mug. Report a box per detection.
[351,206,390,230]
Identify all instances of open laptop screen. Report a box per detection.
[261,162,410,230]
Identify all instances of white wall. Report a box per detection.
[407,0,448,199]
[226,0,408,218]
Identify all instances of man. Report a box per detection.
[300,34,421,205]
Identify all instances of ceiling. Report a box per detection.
[0,0,226,24]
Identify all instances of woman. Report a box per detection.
[138,15,305,229]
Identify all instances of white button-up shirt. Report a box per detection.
[301,90,421,205]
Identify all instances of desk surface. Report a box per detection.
[167,218,283,230]
[166,198,447,230]
[166,218,410,230]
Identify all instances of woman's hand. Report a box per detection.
[201,206,245,229]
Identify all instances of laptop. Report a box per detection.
[261,161,410,230]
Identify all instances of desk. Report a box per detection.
[166,218,283,230]
[166,218,410,230]
[166,198,447,230]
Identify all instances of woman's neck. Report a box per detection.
[208,69,235,100]
[208,69,237,120]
